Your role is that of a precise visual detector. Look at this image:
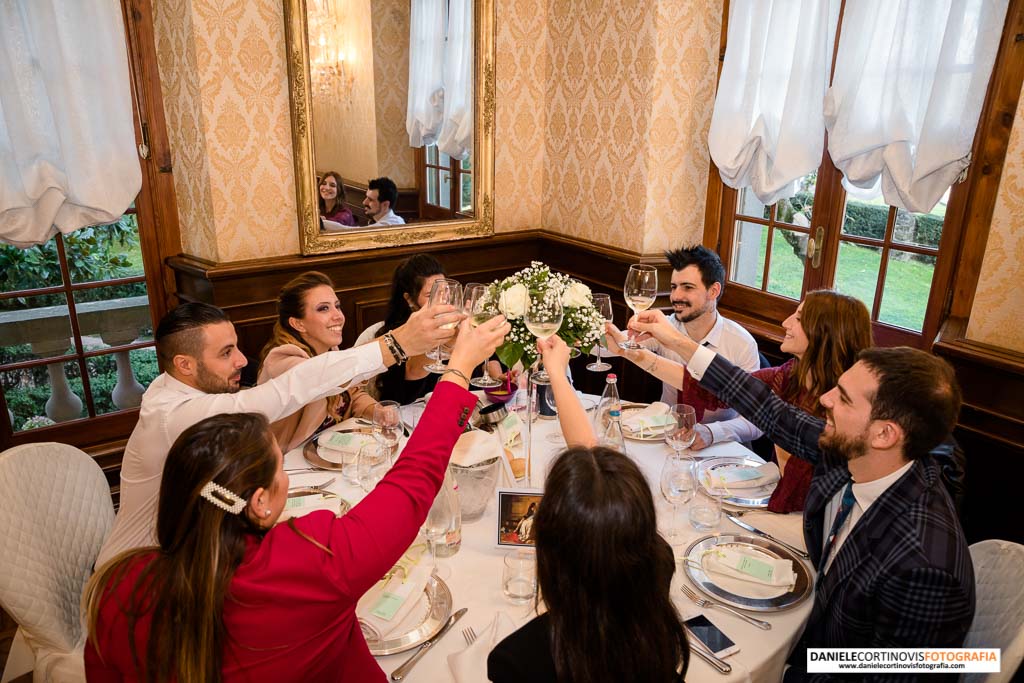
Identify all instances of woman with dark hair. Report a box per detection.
[85,315,510,682]
[488,335,689,683]
[318,171,356,226]
[257,271,378,451]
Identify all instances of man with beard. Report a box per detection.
[626,309,974,682]
[96,301,459,567]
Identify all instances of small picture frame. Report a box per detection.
[496,487,543,548]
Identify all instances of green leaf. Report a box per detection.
[496,341,524,369]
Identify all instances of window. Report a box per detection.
[417,144,473,220]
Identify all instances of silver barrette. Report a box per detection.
[200,481,246,515]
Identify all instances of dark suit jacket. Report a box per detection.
[699,354,975,683]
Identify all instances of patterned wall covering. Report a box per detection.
[371,0,415,187]
[966,89,1024,353]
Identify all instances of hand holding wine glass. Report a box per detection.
[463,283,502,388]
[587,293,614,372]
[620,264,657,350]
[424,278,463,373]
[523,291,564,385]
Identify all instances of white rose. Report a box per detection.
[561,281,592,308]
[499,283,529,319]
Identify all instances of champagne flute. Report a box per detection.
[424,278,463,373]
[660,456,695,543]
[665,404,697,458]
[523,290,563,385]
[586,293,613,372]
[372,400,402,461]
[619,264,657,350]
[464,283,502,388]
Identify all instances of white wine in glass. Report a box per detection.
[524,292,563,385]
[464,283,502,388]
[425,278,463,373]
[620,264,657,349]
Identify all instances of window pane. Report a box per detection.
[878,251,937,332]
[460,174,473,212]
[427,145,438,164]
[0,294,72,364]
[766,228,806,300]
[64,216,145,284]
[737,188,769,220]
[0,241,65,291]
[842,197,889,240]
[2,360,85,432]
[439,150,451,167]
[833,241,882,313]
[75,283,153,351]
[893,207,944,249]
[777,172,817,227]
[461,156,471,171]
[440,170,451,209]
[86,346,159,415]
[730,221,767,289]
[427,167,438,205]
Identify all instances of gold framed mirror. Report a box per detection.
[283,0,495,255]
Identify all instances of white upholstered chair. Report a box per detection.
[961,539,1024,683]
[0,443,115,683]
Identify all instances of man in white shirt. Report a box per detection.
[96,300,457,566]
[363,176,406,227]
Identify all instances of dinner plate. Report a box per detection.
[683,534,812,612]
[698,456,776,508]
[619,403,670,442]
[302,430,375,471]
[363,573,453,656]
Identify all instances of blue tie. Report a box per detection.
[818,480,855,574]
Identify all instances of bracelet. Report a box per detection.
[442,367,471,384]
[644,354,658,374]
[382,332,408,364]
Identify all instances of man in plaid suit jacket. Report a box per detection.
[628,311,975,682]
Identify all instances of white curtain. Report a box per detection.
[0,0,141,248]
[436,0,473,160]
[407,0,447,148]
[826,0,1010,213]
[708,0,840,206]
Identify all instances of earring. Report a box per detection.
[264,509,271,517]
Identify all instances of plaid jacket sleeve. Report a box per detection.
[700,353,825,465]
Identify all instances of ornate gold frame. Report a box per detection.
[283,0,496,255]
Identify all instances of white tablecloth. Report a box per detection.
[283,402,814,683]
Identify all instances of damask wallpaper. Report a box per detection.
[371,0,416,188]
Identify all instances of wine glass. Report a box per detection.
[424,278,463,374]
[586,293,613,372]
[619,264,657,350]
[523,290,563,385]
[372,400,402,461]
[421,480,457,579]
[464,283,502,388]
[357,442,390,492]
[660,456,695,543]
[665,404,697,458]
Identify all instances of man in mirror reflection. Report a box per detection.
[363,176,406,227]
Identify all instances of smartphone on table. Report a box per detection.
[684,614,740,658]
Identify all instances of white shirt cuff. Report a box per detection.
[686,345,717,380]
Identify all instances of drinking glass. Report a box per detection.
[421,481,458,579]
[660,456,696,543]
[586,293,613,372]
[620,264,658,349]
[372,400,402,459]
[665,404,697,457]
[357,442,391,492]
[502,550,537,604]
[689,489,723,532]
[464,283,502,388]
[523,291,563,385]
[424,278,463,373]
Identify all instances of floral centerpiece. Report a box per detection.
[484,261,605,369]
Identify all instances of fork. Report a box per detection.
[680,583,772,630]
[289,476,336,492]
[462,627,477,647]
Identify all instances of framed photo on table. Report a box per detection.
[496,488,543,548]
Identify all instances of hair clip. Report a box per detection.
[200,480,247,515]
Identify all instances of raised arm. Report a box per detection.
[603,321,689,391]
[537,335,595,448]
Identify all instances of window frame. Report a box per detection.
[415,144,474,221]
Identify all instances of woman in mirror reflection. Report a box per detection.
[256,271,378,451]
[487,335,689,682]
[318,171,356,226]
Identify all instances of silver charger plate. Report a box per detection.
[363,573,453,656]
[302,430,375,472]
[619,403,670,442]
[698,456,776,508]
[683,533,812,612]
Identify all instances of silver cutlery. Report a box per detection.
[390,607,467,681]
[283,466,327,474]
[462,627,477,646]
[684,627,732,674]
[726,513,810,560]
[680,583,771,630]
[288,477,335,493]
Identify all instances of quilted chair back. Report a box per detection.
[0,443,115,654]
[961,539,1024,683]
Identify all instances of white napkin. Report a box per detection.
[703,546,796,588]
[317,431,375,464]
[447,612,517,683]
[705,462,780,490]
[450,429,504,467]
[356,544,430,641]
[621,402,674,435]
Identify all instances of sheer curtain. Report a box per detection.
[436,0,473,160]
[826,0,1010,213]
[406,0,447,148]
[0,0,141,248]
[708,0,840,205]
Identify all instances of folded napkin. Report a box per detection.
[621,402,674,435]
[448,612,517,683]
[494,411,523,450]
[704,462,780,490]
[356,543,429,641]
[450,429,504,467]
[317,431,375,464]
[703,546,796,588]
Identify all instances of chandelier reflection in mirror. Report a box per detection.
[308,0,355,96]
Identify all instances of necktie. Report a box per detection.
[818,480,855,574]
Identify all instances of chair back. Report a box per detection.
[0,443,115,653]
[961,539,1024,683]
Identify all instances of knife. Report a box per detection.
[684,626,732,674]
[390,607,467,681]
[726,513,810,560]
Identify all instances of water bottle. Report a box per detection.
[434,467,462,557]
[594,374,627,454]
